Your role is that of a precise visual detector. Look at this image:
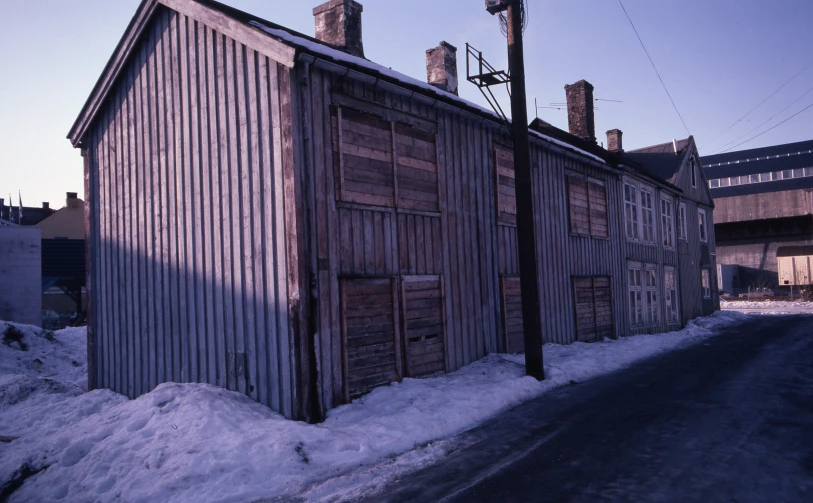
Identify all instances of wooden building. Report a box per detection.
[68,0,718,421]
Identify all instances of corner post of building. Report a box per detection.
[82,145,97,391]
[506,2,544,379]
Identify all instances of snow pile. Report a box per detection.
[0,321,87,388]
[721,299,813,314]
[0,311,745,503]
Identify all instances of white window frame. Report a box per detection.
[640,186,656,244]
[628,263,644,327]
[701,269,711,299]
[698,208,708,243]
[623,181,640,241]
[664,266,679,323]
[628,261,659,327]
[644,264,659,324]
[661,195,675,249]
[678,202,688,241]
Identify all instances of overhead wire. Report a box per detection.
[617,0,690,136]
[702,61,812,150]
[717,101,813,154]
[709,83,813,154]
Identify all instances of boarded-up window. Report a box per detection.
[395,123,439,212]
[334,108,395,207]
[495,144,516,225]
[568,175,608,237]
[568,176,590,235]
[500,276,524,353]
[401,276,445,377]
[573,277,613,342]
[332,106,439,212]
[588,181,609,237]
[341,278,401,399]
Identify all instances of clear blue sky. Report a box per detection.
[1,0,812,208]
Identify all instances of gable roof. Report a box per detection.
[622,138,691,183]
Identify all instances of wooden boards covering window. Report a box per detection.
[396,124,439,212]
[567,175,608,238]
[340,278,402,399]
[331,106,439,212]
[402,275,446,377]
[573,276,613,342]
[332,108,395,207]
[500,277,524,353]
[495,144,517,225]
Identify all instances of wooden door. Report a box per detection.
[500,276,524,353]
[401,275,446,377]
[340,277,402,400]
[573,277,613,342]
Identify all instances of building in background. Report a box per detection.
[0,225,42,326]
[0,197,54,226]
[38,193,87,329]
[702,140,813,294]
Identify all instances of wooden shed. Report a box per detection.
[69,0,718,421]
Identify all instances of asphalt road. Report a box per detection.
[364,315,813,503]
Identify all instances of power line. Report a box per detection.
[702,61,812,150]
[718,101,813,154]
[617,0,690,136]
[709,83,813,154]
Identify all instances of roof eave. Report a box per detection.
[67,0,297,148]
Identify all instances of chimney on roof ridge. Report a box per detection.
[42,202,50,210]
[313,0,365,58]
[565,79,596,143]
[606,129,623,153]
[426,42,458,95]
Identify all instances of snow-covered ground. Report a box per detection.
[1,312,745,503]
[721,299,813,314]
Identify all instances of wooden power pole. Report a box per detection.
[492,0,545,379]
[507,2,544,379]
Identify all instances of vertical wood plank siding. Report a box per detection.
[300,67,634,411]
[83,8,296,417]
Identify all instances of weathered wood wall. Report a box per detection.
[298,64,633,412]
[83,7,299,418]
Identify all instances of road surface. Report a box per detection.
[364,314,813,503]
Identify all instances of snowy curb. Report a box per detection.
[1,311,746,503]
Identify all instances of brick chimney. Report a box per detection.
[42,202,50,209]
[314,0,364,58]
[426,41,458,95]
[565,80,596,143]
[67,192,81,209]
[606,129,623,153]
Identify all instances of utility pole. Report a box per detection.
[486,0,544,379]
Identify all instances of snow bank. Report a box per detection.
[0,311,745,502]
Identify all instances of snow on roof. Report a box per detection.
[249,21,609,166]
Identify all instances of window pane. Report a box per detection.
[710,179,720,188]
[759,173,771,182]
[793,168,804,178]
[783,170,792,179]
[720,178,730,187]
[740,176,750,185]
[730,177,740,186]
[805,167,813,177]
[750,174,759,183]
